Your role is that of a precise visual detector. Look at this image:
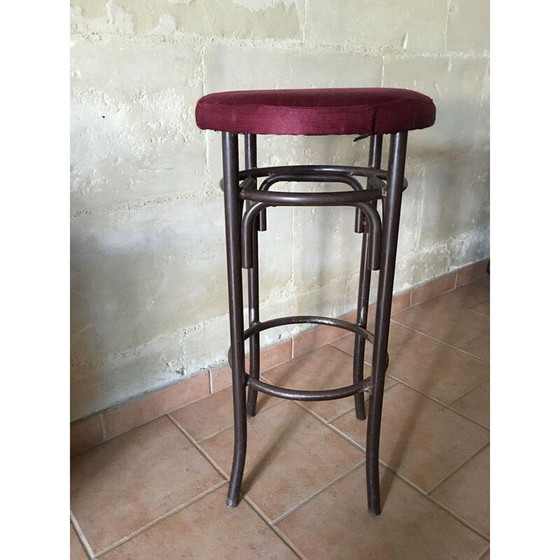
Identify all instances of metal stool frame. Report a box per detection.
[221,130,408,515]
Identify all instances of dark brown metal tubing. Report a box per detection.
[242,315,375,343]
[366,131,409,516]
[241,188,377,206]
[240,198,380,271]
[258,171,371,235]
[222,132,247,508]
[241,202,266,269]
[259,172,365,192]
[244,134,260,418]
[248,377,370,401]
[238,164,385,180]
[352,134,383,419]
[369,134,383,169]
[255,169,382,234]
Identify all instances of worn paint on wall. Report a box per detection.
[70,0,490,420]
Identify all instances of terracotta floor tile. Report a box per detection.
[470,300,490,316]
[293,323,348,357]
[102,486,299,560]
[201,401,364,521]
[276,465,488,560]
[462,332,490,362]
[430,446,490,538]
[450,381,490,428]
[70,524,89,560]
[456,263,488,287]
[171,386,278,443]
[102,373,210,439]
[71,416,224,554]
[331,383,489,492]
[331,319,488,406]
[386,331,489,405]
[393,298,490,361]
[70,414,103,456]
[261,344,372,422]
[330,321,418,363]
[438,278,489,311]
[411,272,456,305]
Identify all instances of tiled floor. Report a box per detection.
[71,276,490,559]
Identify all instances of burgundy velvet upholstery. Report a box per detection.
[195,88,436,136]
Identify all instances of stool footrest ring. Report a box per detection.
[228,315,389,402]
[247,376,371,401]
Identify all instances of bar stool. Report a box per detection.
[195,88,436,515]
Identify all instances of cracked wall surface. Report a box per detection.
[70,0,490,420]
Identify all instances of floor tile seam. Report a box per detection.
[384,378,491,433]
[477,546,491,560]
[93,480,228,558]
[446,406,490,430]
[425,492,490,542]
[427,442,490,496]
[296,388,490,523]
[270,460,366,527]
[439,290,491,311]
[373,460,491,543]
[388,319,490,363]
[436,290,490,317]
[293,335,358,362]
[318,378,402,425]
[166,414,231,480]
[241,495,309,560]
[70,512,96,560]
[447,377,490,407]
[168,399,286,447]
[388,376,490,422]
[74,405,208,456]
[435,295,490,318]
[289,399,368,454]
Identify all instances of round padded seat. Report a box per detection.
[195,87,436,136]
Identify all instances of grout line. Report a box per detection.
[447,407,489,431]
[447,377,489,407]
[166,414,231,480]
[427,442,490,495]
[296,402,368,454]
[98,413,106,441]
[373,458,491,543]
[296,392,491,542]
[380,378,491,438]
[271,461,366,526]
[477,546,491,560]
[434,293,490,317]
[70,512,96,560]
[426,492,490,543]
[390,318,489,363]
[242,495,308,560]
[386,375,488,417]
[169,412,305,560]
[94,480,228,558]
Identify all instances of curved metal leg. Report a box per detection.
[366,131,408,515]
[352,135,384,420]
[222,132,247,508]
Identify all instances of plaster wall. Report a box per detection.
[70,0,490,421]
